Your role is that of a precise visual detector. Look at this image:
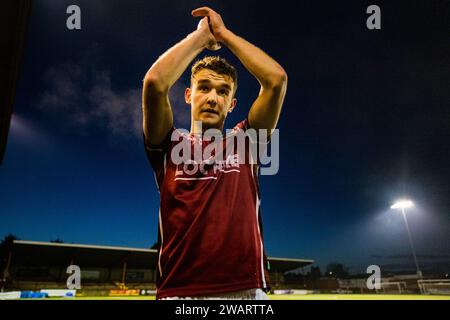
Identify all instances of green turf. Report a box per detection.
[34,294,450,300]
[268,294,450,300]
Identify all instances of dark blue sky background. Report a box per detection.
[1,0,449,274]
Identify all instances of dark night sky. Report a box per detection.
[1,0,449,274]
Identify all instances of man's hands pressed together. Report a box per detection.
[196,17,221,51]
[192,7,230,44]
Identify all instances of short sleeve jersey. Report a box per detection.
[144,119,271,299]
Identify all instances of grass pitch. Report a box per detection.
[41,294,450,300]
[268,294,450,300]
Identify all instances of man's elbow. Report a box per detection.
[264,69,288,89]
[143,72,169,95]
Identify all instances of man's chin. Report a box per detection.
[197,117,223,131]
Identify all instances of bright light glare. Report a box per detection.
[390,199,414,210]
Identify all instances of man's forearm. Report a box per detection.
[220,29,287,88]
[144,30,208,91]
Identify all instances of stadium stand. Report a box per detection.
[1,240,313,297]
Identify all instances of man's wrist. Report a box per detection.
[216,28,234,45]
[189,29,211,50]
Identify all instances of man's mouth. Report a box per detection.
[202,109,219,115]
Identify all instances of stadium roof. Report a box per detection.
[12,240,313,273]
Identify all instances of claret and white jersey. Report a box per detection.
[144,119,271,299]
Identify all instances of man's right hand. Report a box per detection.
[196,17,221,51]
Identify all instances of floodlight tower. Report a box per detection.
[391,199,422,278]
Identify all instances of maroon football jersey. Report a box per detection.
[144,119,271,299]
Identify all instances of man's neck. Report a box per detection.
[190,120,224,136]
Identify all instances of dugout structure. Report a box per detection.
[2,240,313,295]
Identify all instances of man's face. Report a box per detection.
[185,68,237,131]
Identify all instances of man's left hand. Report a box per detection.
[192,7,229,43]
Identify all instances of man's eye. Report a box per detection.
[199,86,208,91]
[219,90,229,95]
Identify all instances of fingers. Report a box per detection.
[192,6,225,44]
[196,17,208,29]
[192,6,215,17]
[199,16,208,24]
[192,10,208,17]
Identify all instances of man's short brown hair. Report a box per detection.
[191,56,238,96]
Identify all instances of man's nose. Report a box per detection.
[206,90,218,106]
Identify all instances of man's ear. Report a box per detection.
[185,88,192,104]
[228,98,237,113]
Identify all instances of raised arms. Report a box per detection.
[142,18,218,145]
